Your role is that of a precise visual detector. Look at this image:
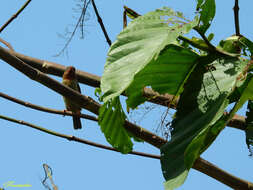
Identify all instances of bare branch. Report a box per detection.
[56,0,91,56]
[194,157,253,190]
[233,0,240,36]
[123,9,127,28]
[0,38,14,51]
[0,114,160,160]
[0,91,98,122]
[91,0,112,46]
[0,0,32,33]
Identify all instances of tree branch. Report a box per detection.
[194,157,253,190]
[0,45,252,189]
[0,38,14,51]
[0,45,164,148]
[233,0,240,36]
[0,114,160,160]
[91,0,112,46]
[0,0,32,33]
[0,91,98,122]
[7,48,246,129]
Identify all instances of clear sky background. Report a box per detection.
[0,0,253,190]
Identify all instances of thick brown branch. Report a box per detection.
[233,0,240,36]
[0,114,160,160]
[194,157,253,190]
[91,0,112,46]
[0,46,253,189]
[0,0,32,33]
[8,48,245,129]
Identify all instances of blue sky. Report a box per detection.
[0,0,253,189]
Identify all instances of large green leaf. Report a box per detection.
[98,97,133,154]
[126,45,199,109]
[101,7,199,102]
[185,58,250,167]
[196,0,216,34]
[160,57,249,190]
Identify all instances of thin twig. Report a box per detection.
[0,46,252,189]
[233,0,240,36]
[0,38,14,51]
[0,0,32,33]
[91,0,112,46]
[0,114,160,160]
[8,48,246,130]
[56,0,91,56]
[0,91,98,122]
[123,10,127,28]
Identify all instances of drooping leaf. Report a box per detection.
[99,97,133,154]
[185,59,250,165]
[161,56,249,190]
[101,7,199,103]
[163,170,189,190]
[196,0,216,34]
[126,45,199,109]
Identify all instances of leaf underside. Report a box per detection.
[161,57,248,189]
[99,98,133,154]
[101,7,199,103]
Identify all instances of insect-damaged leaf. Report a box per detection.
[196,0,216,34]
[160,56,248,190]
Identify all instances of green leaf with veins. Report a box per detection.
[101,7,199,103]
[161,57,249,190]
[126,44,199,109]
[99,97,133,154]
